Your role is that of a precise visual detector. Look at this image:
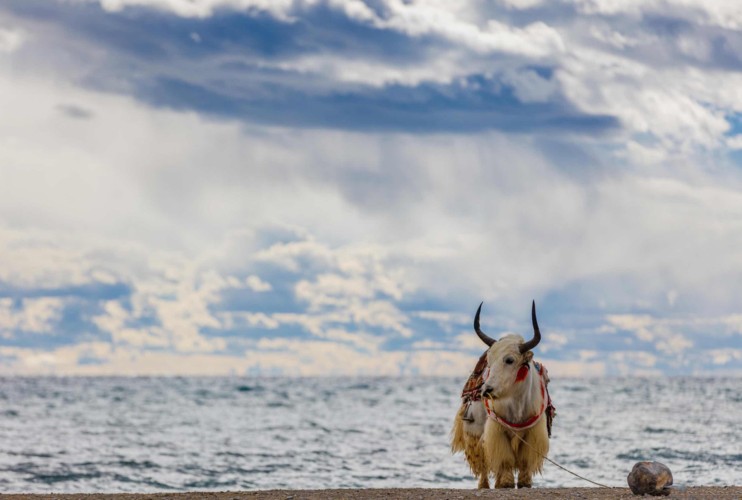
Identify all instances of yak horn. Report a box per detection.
[474,302,496,347]
[519,300,542,353]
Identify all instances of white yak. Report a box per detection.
[451,301,555,489]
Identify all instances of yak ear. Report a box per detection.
[523,351,534,363]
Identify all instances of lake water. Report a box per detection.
[0,376,739,492]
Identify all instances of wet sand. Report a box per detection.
[1,488,740,499]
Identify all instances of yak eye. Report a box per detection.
[504,357,515,365]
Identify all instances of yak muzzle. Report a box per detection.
[481,385,496,399]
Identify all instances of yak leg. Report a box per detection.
[482,420,515,488]
[451,404,490,489]
[515,451,533,489]
[495,469,515,489]
[477,475,490,489]
[462,433,490,489]
[515,418,549,489]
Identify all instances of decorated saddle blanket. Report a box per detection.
[460,350,489,404]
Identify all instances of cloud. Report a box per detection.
[86,0,566,59]
[3,0,740,151]
[245,275,272,292]
[0,0,613,132]
[94,0,294,19]
[0,297,65,335]
[536,359,607,377]
[569,0,742,31]
[0,1,735,146]
[708,348,742,366]
[0,26,23,52]
[0,338,469,376]
[0,0,740,376]
[606,351,662,377]
[56,103,94,120]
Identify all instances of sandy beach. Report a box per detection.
[1,488,741,500]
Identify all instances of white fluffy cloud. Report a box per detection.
[245,275,272,292]
[95,0,294,18]
[0,297,65,335]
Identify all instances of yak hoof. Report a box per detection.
[495,470,515,488]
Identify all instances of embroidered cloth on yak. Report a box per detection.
[460,350,489,404]
[459,354,556,437]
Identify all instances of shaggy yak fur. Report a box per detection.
[451,306,553,489]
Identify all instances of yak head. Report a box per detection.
[477,301,542,401]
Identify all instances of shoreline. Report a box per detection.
[1,487,740,499]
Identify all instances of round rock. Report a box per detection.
[627,461,673,496]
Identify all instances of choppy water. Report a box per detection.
[0,377,739,492]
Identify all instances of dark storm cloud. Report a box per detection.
[0,0,617,133]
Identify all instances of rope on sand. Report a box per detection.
[511,431,616,489]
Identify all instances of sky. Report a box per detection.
[1,0,742,377]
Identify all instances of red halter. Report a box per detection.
[483,362,548,432]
